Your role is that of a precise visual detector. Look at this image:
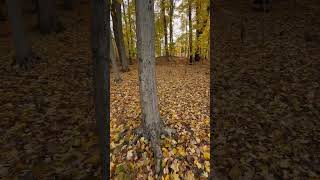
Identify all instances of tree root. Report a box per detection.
[132,121,176,175]
[11,52,41,71]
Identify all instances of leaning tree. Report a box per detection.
[111,0,129,72]
[135,0,175,174]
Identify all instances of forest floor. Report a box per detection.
[110,59,210,179]
[212,0,320,179]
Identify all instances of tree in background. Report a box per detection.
[169,0,174,56]
[37,0,64,34]
[111,0,129,72]
[161,0,169,57]
[188,0,193,64]
[6,0,38,70]
[110,37,122,83]
[122,1,132,64]
[195,0,209,62]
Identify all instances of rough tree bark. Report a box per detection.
[122,1,132,64]
[91,0,110,179]
[161,0,169,57]
[111,0,129,72]
[6,0,37,70]
[110,37,122,82]
[169,0,174,56]
[135,0,175,174]
[188,0,193,64]
[37,0,63,34]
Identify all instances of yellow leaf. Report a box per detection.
[171,173,180,180]
[203,152,210,160]
[204,161,210,172]
[163,175,170,180]
[162,148,169,158]
[185,171,195,180]
[194,159,202,169]
[177,147,186,157]
[170,161,179,172]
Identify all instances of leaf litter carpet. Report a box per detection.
[212,0,320,179]
[110,61,210,179]
[1,3,102,179]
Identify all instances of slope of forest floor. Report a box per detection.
[212,0,320,179]
[110,61,210,179]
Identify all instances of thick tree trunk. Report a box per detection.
[111,0,129,72]
[110,37,122,82]
[161,0,169,57]
[188,0,193,64]
[37,0,63,34]
[91,0,110,179]
[135,0,175,174]
[169,0,174,56]
[122,2,132,64]
[6,0,36,69]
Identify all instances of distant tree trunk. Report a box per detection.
[127,0,134,61]
[161,0,169,57]
[122,2,132,64]
[111,0,129,72]
[63,0,74,10]
[169,0,174,56]
[185,14,188,58]
[135,0,175,174]
[188,0,193,64]
[91,0,110,179]
[110,37,122,82]
[6,0,36,69]
[37,0,63,34]
[195,1,201,62]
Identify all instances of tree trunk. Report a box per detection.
[135,0,175,174]
[91,0,110,179]
[169,0,174,56]
[63,0,74,10]
[195,0,201,62]
[111,0,129,72]
[127,0,134,61]
[161,0,169,57]
[6,0,35,69]
[122,2,132,64]
[110,37,122,82]
[188,0,193,64]
[37,0,63,34]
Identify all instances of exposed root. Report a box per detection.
[114,78,123,83]
[161,128,176,137]
[132,120,176,175]
[11,52,41,71]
